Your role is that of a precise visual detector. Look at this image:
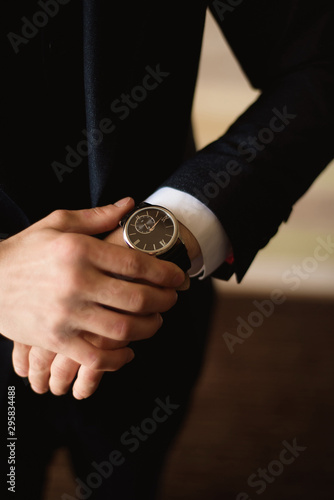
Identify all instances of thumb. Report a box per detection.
[45,197,135,235]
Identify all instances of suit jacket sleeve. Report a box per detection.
[161,0,334,282]
[0,188,30,238]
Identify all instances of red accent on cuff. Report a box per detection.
[225,251,234,265]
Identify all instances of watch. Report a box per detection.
[120,202,191,272]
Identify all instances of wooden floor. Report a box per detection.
[157,291,334,500]
[45,290,334,500]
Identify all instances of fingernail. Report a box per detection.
[114,197,131,207]
[127,349,135,364]
[15,368,28,377]
[173,270,185,287]
[31,385,48,394]
[176,274,191,291]
[73,389,84,400]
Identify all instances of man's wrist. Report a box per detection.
[145,187,231,278]
[178,221,204,277]
[178,221,201,261]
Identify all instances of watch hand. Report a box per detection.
[149,217,163,232]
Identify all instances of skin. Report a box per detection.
[0,197,201,399]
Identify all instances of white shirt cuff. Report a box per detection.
[145,187,231,279]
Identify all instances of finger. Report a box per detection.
[49,354,80,396]
[90,241,185,289]
[36,197,135,235]
[87,345,135,372]
[82,331,129,350]
[73,303,164,342]
[54,335,135,371]
[48,334,129,396]
[28,347,56,394]
[12,342,31,377]
[86,272,178,314]
[176,273,191,291]
[72,365,105,400]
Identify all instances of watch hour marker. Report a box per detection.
[160,239,166,247]
[134,239,140,245]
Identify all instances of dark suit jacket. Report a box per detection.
[0,6,333,495]
[1,0,333,282]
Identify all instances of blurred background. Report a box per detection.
[192,12,334,299]
[157,12,334,500]
[46,10,334,500]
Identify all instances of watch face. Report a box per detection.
[124,206,178,255]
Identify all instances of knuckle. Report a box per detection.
[53,256,88,301]
[49,363,74,395]
[46,234,90,300]
[112,317,131,341]
[48,209,72,229]
[48,305,72,334]
[46,324,71,353]
[129,288,147,312]
[150,258,169,281]
[122,253,144,277]
[91,206,109,218]
[29,350,50,372]
[96,286,114,305]
[45,332,62,353]
[152,264,166,282]
[76,301,96,324]
[50,362,69,382]
[63,268,86,298]
[56,233,87,263]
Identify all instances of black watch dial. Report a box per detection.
[124,206,178,254]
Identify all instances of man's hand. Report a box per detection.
[12,335,129,400]
[0,197,186,395]
[7,201,201,399]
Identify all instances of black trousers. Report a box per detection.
[0,277,215,500]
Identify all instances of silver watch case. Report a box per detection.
[123,205,180,256]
